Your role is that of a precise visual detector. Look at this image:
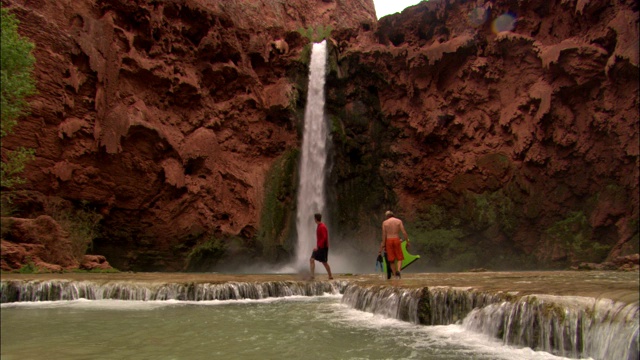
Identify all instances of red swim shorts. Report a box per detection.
[385,238,404,262]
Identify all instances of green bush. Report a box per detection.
[294,25,333,66]
[49,200,103,261]
[1,4,37,191]
[408,200,523,270]
[296,25,333,43]
[545,211,609,264]
[17,258,38,273]
[330,115,346,142]
[457,190,517,235]
[411,227,467,267]
[413,204,449,229]
[185,236,227,271]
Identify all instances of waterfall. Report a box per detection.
[294,40,328,270]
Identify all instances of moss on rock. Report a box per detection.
[257,149,299,261]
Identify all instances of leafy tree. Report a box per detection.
[1,4,36,190]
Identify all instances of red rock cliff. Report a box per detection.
[1,0,376,271]
[1,0,637,271]
[327,0,638,270]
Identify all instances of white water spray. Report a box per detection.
[294,40,328,270]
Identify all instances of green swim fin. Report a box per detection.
[381,239,420,274]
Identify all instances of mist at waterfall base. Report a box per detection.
[1,297,577,360]
[224,237,375,275]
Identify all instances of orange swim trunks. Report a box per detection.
[385,237,404,262]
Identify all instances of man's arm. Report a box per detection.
[379,224,387,253]
[400,221,408,241]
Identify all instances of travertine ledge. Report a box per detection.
[2,270,638,304]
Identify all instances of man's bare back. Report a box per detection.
[382,216,408,240]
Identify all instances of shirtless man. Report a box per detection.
[379,210,409,279]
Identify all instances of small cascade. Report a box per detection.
[341,284,500,325]
[463,294,640,360]
[342,283,638,360]
[0,280,348,303]
[341,284,423,323]
[419,286,500,325]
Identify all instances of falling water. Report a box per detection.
[462,294,640,360]
[294,40,328,270]
[0,280,346,302]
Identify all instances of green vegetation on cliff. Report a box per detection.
[1,5,37,193]
[185,236,227,272]
[257,149,299,261]
[295,25,334,67]
[544,211,609,264]
[407,186,533,271]
[49,200,103,262]
[297,25,333,43]
[407,204,473,270]
[459,189,518,236]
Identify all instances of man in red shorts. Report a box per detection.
[379,210,409,279]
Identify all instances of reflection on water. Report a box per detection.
[1,296,578,360]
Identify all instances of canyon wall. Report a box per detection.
[1,0,637,272]
[325,0,638,270]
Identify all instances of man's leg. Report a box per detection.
[309,257,315,279]
[393,239,403,277]
[322,262,333,279]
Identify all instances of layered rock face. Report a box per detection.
[1,0,377,271]
[1,0,637,272]
[338,0,638,269]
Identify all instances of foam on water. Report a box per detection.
[0,293,343,310]
[326,302,591,360]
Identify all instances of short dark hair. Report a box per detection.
[314,213,322,221]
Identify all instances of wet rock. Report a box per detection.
[80,255,113,271]
[1,216,78,269]
[573,255,639,271]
